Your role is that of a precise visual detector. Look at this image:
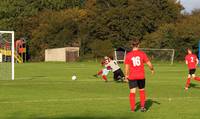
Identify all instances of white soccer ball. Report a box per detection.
[72,75,77,80]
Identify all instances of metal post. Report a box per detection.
[11,31,14,80]
[171,49,175,65]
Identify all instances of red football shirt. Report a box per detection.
[125,50,149,80]
[185,54,198,69]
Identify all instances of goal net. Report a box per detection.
[0,31,14,80]
[114,48,127,62]
[140,48,175,64]
[114,48,175,65]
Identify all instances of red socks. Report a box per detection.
[194,77,200,81]
[185,77,200,89]
[129,90,146,111]
[97,70,103,75]
[129,93,135,111]
[97,71,108,82]
[185,78,191,88]
[102,75,107,81]
[139,90,146,108]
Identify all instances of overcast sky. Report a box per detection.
[180,0,200,13]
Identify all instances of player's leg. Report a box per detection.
[102,75,108,82]
[97,70,103,75]
[138,80,146,112]
[93,69,103,77]
[113,71,119,81]
[194,76,200,81]
[118,69,125,82]
[191,69,200,81]
[113,69,125,82]
[185,73,191,90]
[192,75,200,81]
[101,69,109,82]
[128,80,137,112]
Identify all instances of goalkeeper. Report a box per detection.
[104,56,125,82]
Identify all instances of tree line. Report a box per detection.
[0,0,199,61]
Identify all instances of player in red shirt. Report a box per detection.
[185,48,200,90]
[124,39,154,112]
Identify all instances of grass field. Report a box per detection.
[1,62,200,119]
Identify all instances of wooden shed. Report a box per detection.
[45,47,79,62]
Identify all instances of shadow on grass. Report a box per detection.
[189,83,200,89]
[134,99,161,112]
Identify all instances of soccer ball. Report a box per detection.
[72,75,77,80]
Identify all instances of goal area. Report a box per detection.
[0,31,14,80]
[114,48,175,65]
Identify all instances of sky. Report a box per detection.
[180,0,200,13]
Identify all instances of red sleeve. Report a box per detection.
[185,56,188,61]
[124,54,131,64]
[143,53,149,63]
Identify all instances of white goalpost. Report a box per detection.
[114,48,175,65]
[0,31,14,80]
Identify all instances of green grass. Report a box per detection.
[1,62,200,119]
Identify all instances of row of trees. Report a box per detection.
[0,0,199,61]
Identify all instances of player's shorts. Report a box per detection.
[113,69,125,81]
[128,79,145,89]
[102,68,110,76]
[189,69,196,75]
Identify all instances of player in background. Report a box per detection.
[104,57,125,82]
[124,39,154,112]
[185,48,200,90]
[93,56,112,82]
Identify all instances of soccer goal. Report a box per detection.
[114,48,175,65]
[114,47,127,62]
[0,31,14,80]
[140,48,175,65]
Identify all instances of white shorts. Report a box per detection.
[102,69,110,76]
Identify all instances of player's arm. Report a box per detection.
[143,53,154,74]
[185,57,188,64]
[125,64,130,79]
[146,61,154,74]
[196,58,199,66]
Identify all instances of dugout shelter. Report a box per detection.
[45,47,79,62]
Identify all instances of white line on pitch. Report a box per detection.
[0,80,185,85]
[0,97,200,104]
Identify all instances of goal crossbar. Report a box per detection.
[140,48,174,51]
